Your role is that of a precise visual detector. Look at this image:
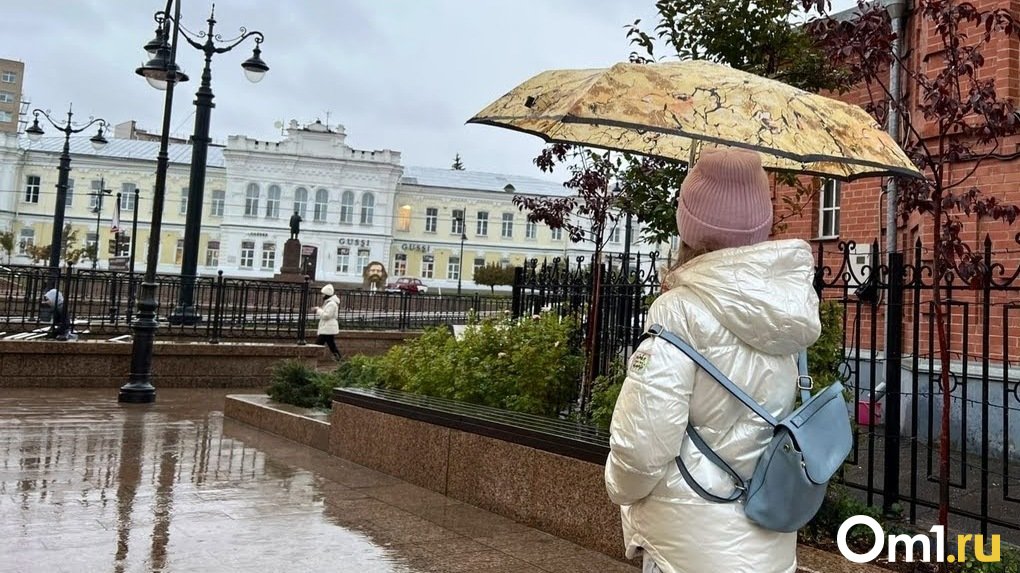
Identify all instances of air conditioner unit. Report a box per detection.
[845,244,872,287]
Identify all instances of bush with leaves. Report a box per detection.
[472,263,516,294]
[589,358,627,430]
[266,360,333,409]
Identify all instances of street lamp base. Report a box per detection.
[118,383,156,403]
[168,305,203,326]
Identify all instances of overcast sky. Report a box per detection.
[4,0,857,182]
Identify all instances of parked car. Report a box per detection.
[385,277,428,294]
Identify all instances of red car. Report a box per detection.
[385,277,428,294]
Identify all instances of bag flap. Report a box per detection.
[781,383,853,484]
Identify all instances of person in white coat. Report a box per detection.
[604,147,821,573]
[314,284,342,361]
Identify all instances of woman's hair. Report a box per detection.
[661,240,723,292]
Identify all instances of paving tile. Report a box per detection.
[0,389,638,573]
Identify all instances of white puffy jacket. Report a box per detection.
[605,239,821,573]
[316,295,340,335]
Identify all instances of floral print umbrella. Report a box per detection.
[467,60,922,181]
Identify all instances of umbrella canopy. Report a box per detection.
[467,60,922,181]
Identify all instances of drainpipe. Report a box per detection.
[881,0,909,518]
[883,0,908,257]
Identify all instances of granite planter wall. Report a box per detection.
[0,339,320,388]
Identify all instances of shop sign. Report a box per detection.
[401,242,431,253]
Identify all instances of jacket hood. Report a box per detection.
[43,289,64,307]
[663,239,820,355]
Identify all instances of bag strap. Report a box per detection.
[645,324,779,426]
[643,323,812,504]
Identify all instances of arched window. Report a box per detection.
[314,188,329,222]
[293,187,308,219]
[340,190,355,224]
[266,185,281,219]
[244,183,260,217]
[360,192,375,225]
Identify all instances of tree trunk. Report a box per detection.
[580,254,604,414]
[931,195,951,531]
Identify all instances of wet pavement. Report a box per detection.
[0,389,639,573]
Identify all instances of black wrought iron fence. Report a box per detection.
[816,236,1020,542]
[511,252,662,394]
[0,264,513,342]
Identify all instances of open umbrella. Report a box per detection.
[467,60,922,181]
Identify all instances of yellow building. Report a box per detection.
[393,167,580,291]
[6,135,225,272]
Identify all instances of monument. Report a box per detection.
[274,211,306,282]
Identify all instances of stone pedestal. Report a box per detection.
[274,239,306,282]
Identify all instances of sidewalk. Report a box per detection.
[0,388,637,573]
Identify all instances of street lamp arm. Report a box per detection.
[30,108,107,135]
[213,29,264,54]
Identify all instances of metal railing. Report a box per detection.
[0,264,512,342]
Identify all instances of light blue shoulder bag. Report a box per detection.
[645,324,852,533]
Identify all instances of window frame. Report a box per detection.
[476,211,489,236]
[266,185,281,219]
[818,179,841,239]
[340,191,355,224]
[261,242,276,270]
[360,193,375,225]
[240,241,256,268]
[314,188,329,222]
[210,190,225,217]
[244,183,260,217]
[24,175,40,204]
[425,208,438,233]
[336,247,351,273]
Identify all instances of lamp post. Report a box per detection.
[90,177,112,269]
[120,0,190,404]
[24,106,108,286]
[168,5,268,325]
[454,212,467,294]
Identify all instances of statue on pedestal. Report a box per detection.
[289,211,302,240]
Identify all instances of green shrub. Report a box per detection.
[327,354,386,389]
[590,359,626,430]
[266,360,332,409]
[808,299,846,394]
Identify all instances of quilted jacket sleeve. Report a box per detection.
[604,327,697,506]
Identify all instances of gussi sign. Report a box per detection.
[838,516,1001,565]
[400,242,431,253]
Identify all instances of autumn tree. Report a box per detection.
[806,0,1020,529]
[0,230,13,264]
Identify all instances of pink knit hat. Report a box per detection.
[676,147,773,250]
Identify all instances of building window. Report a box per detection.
[425,208,438,233]
[476,211,488,236]
[0,111,11,123]
[340,191,354,224]
[397,205,411,232]
[179,187,189,215]
[209,190,224,217]
[360,193,375,225]
[314,188,328,222]
[394,253,407,276]
[0,91,13,103]
[266,185,281,219]
[336,247,350,273]
[422,255,435,279]
[819,179,841,238]
[116,232,131,257]
[120,183,136,211]
[1,71,16,83]
[244,183,260,217]
[205,240,220,267]
[86,233,98,261]
[24,175,40,203]
[448,256,461,280]
[240,241,255,268]
[88,180,105,212]
[610,226,621,244]
[551,227,563,241]
[18,228,34,255]
[526,221,537,240]
[356,249,370,272]
[261,242,276,270]
[175,239,184,265]
[501,213,514,239]
[473,257,486,276]
[65,178,75,208]
[452,209,465,234]
[293,187,308,219]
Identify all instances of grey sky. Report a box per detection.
[4,0,857,182]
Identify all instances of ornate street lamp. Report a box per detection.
[120,0,189,404]
[156,5,268,325]
[25,106,108,285]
